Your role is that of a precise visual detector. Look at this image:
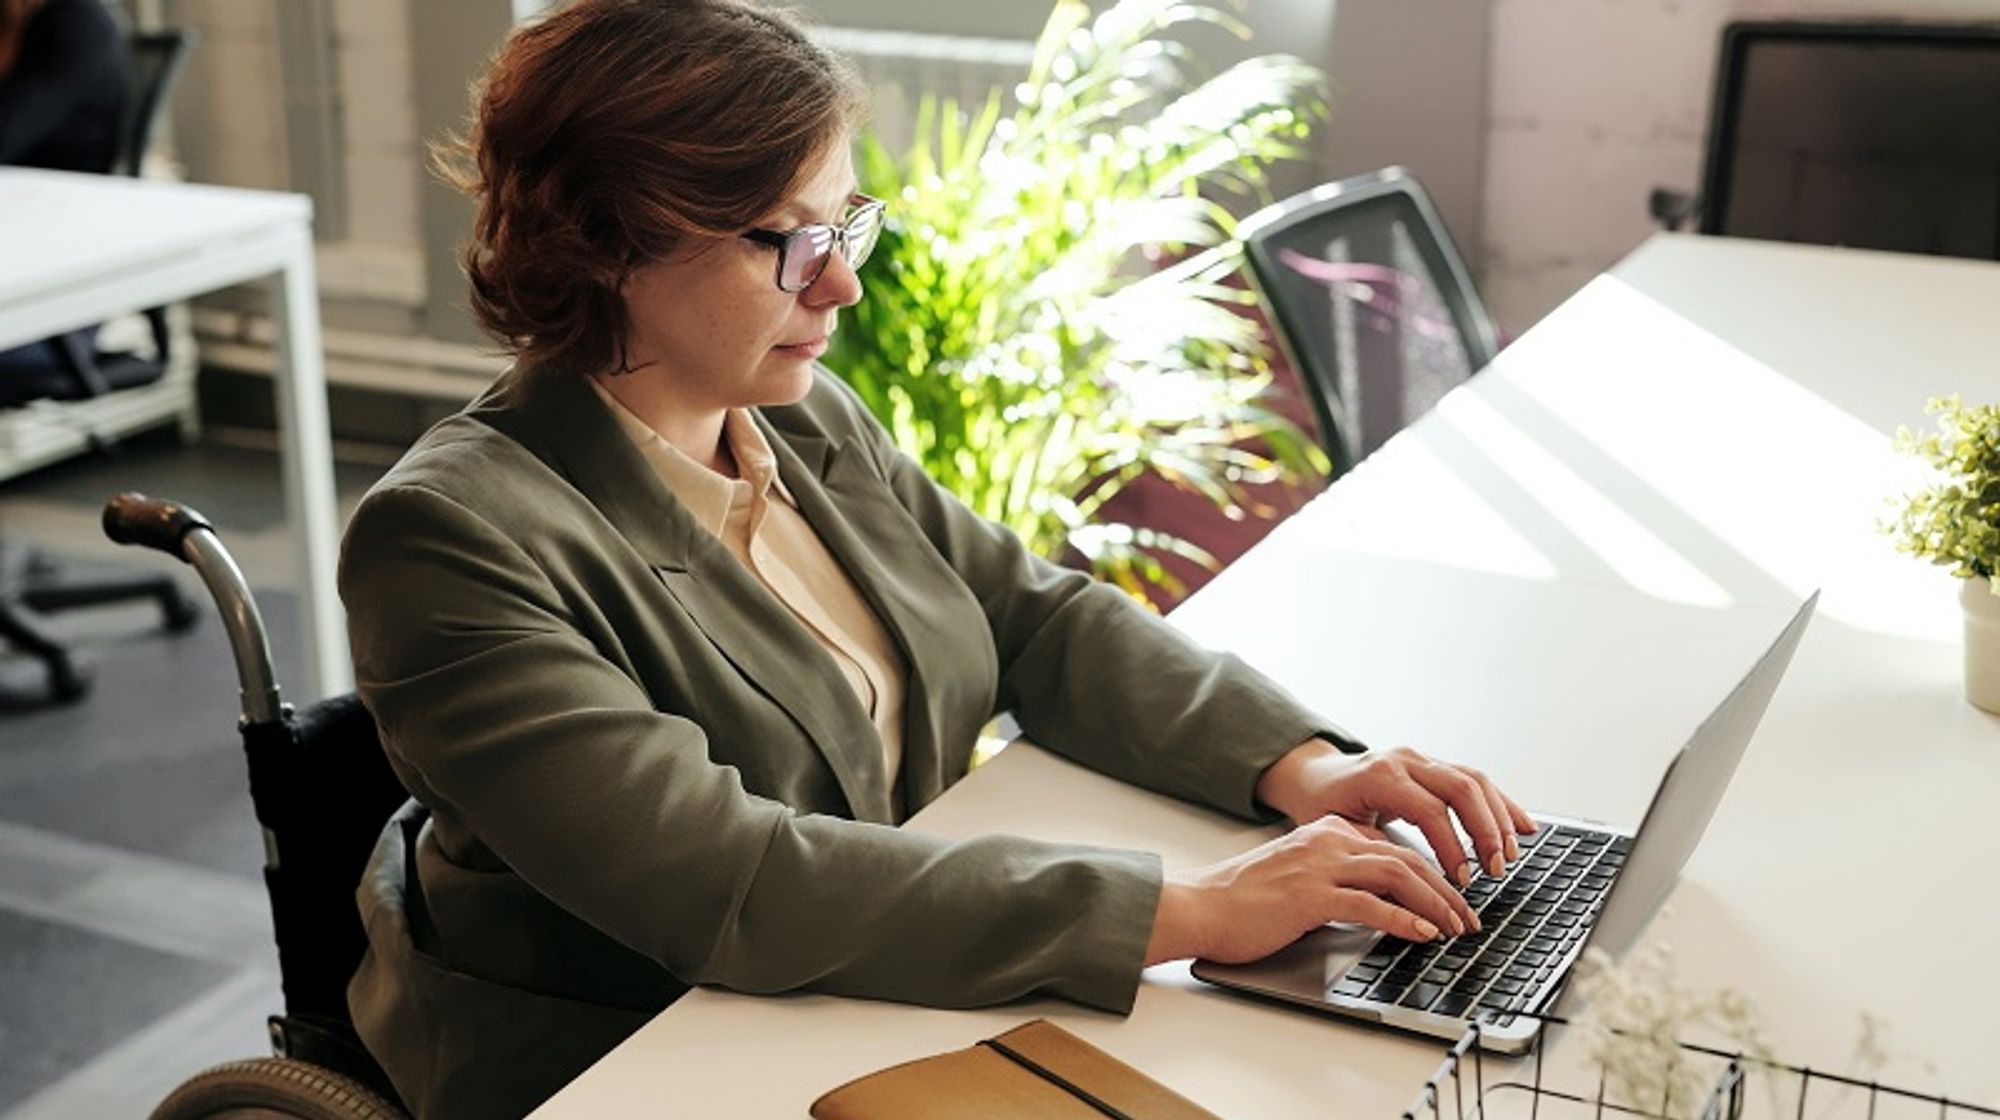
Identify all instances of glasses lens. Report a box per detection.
[843,203,884,272]
[780,226,838,291]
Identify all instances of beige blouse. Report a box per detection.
[588,377,909,796]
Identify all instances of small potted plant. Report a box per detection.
[1886,395,2000,712]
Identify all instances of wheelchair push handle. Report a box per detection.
[103,492,213,561]
[101,491,286,725]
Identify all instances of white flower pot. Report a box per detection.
[1962,576,2000,713]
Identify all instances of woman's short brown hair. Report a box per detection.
[441,0,866,377]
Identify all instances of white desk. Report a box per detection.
[533,235,2000,1116]
[0,169,349,699]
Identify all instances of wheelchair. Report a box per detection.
[104,494,411,1119]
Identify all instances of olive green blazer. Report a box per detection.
[338,365,1337,1120]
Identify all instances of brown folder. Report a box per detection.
[809,1019,1223,1120]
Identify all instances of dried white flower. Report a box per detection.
[1563,932,1902,1120]
[1569,937,1772,1119]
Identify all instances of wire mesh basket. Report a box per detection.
[1402,1011,2000,1120]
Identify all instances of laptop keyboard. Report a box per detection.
[1329,822,1629,1025]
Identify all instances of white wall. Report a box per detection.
[332,0,419,252]
[154,1,1484,304]
[1481,0,2000,338]
[163,0,418,257]
[157,1,2000,386]
[804,1,1490,268]
[1323,0,1489,268]
[162,0,287,190]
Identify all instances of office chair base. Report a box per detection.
[17,578,199,632]
[148,1056,405,1120]
[46,657,90,704]
[0,600,92,704]
[0,550,199,705]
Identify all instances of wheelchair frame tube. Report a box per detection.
[182,529,286,726]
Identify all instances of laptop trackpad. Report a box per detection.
[1194,924,1383,1011]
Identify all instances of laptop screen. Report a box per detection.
[1549,594,1818,1009]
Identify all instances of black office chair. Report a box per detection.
[1651,20,2000,259]
[0,28,200,704]
[104,495,412,1120]
[1238,167,1498,477]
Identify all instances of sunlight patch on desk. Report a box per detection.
[1490,275,1953,641]
[1287,437,1562,582]
[1432,388,1733,609]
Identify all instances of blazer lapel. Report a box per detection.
[654,563,893,823]
[474,364,696,571]
[479,368,893,823]
[756,412,977,814]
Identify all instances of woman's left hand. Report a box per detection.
[1254,738,1537,887]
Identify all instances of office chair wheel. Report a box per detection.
[148,1056,404,1120]
[160,585,201,632]
[48,654,90,704]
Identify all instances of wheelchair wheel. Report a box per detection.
[148,1056,404,1120]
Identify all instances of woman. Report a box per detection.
[339,2,1535,1117]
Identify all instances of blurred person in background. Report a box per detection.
[0,0,128,374]
[0,0,126,171]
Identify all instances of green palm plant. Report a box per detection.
[826,0,1330,602]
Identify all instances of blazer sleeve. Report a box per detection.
[341,480,1161,1014]
[823,375,1359,822]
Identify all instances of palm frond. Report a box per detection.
[832,0,1331,603]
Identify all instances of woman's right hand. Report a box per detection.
[1144,815,1480,966]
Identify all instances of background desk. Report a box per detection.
[0,169,349,699]
[532,234,2000,1117]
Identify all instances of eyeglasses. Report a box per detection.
[740,193,886,292]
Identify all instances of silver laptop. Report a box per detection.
[1192,593,1818,1054]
